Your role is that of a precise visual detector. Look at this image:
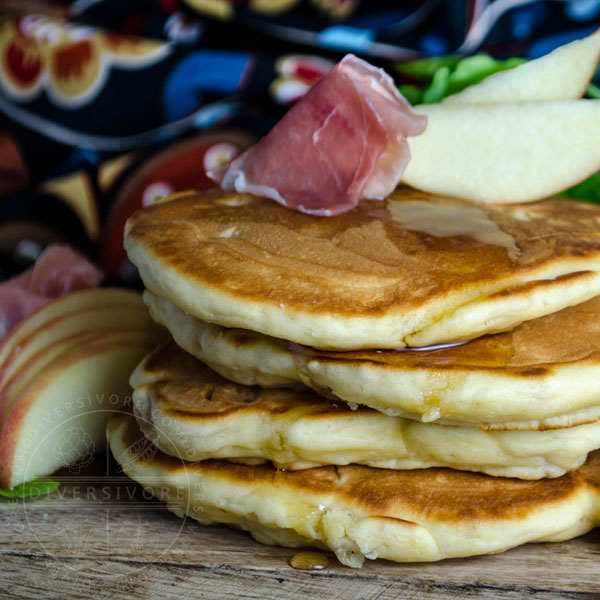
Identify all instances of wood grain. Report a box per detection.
[1,455,600,599]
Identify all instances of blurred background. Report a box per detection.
[0,0,599,286]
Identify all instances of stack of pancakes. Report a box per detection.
[111,187,600,567]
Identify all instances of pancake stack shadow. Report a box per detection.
[108,188,600,567]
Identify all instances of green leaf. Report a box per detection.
[398,84,423,105]
[586,83,600,99]
[446,55,527,95]
[503,57,529,69]
[422,66,451,104]
[394,53,527,104]
[450,54,501,82]
[0,479,60,499]
[394,55,461,82]
[561,172,600,204]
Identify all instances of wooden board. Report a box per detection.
[2,453,600,600]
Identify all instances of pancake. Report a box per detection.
[107,412,600,567]
[130,342,600,479]
[143,291,297,388]
[145,291,600,428]
[124,188,600,350]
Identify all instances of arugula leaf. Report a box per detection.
[0,479,60,499]
[586,83,600,99]
[561,172,600,204]
[449,54,501,84]
[445,55,526,96]
[398,84,424,105]
[422,66,450,103]
[395,53,526,104]
[394,55,461,82]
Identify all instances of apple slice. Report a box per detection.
[0,303,163,391]
[402,100,600,204]
[0,288,144,368]
[0,329,128,432]
[0,328,163,488]
[443,29,600,104]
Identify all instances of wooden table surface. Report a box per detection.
[2,454,600,600]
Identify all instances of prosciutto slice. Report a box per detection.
[0,245,103,340]
[213,54,426,216]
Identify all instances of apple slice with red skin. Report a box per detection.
[0,302,162,392]
[0,288,144,369]
[0,328,163,488]
[0,328,131,433]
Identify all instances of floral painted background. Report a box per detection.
[0,0,599,283]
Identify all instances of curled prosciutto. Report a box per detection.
[0,245,103,340]
[211,54,426,216]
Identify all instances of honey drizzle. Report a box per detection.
[289,551,330,570]
[387,199,519,259]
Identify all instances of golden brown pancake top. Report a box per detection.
[139,343,357,419]
[125,188,600,316]
[298,293,600,373]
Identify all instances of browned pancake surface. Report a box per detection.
[139,343,355,419]
[125,188,600,349]
[126,188,600,317]
[130,343,600,478]
[299,294,600,373]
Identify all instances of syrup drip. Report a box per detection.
[388,199,519,259]
[289,551,330,570]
